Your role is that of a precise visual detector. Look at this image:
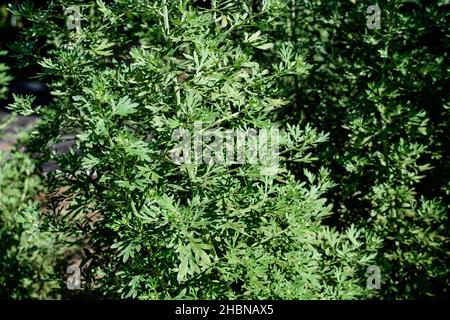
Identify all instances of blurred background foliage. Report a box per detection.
[279,0,450,299]
[0,149,60,299]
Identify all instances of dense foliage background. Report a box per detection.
[0,0,448,300]
[286,0,450,300]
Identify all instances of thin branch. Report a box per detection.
[162,0,170,34]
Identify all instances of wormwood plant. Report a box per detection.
[10,0,378,299]
[287,0,450,299]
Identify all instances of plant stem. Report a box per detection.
[162,0,169,34]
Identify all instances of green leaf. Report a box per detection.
[256,43,274,50]
[81,154,100,170]
[112,96,139,116]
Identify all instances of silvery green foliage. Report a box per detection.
[11,0,377,299]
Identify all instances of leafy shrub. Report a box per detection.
[7,0,448,300]
[9,0,378,299]
[288,0,450,299]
